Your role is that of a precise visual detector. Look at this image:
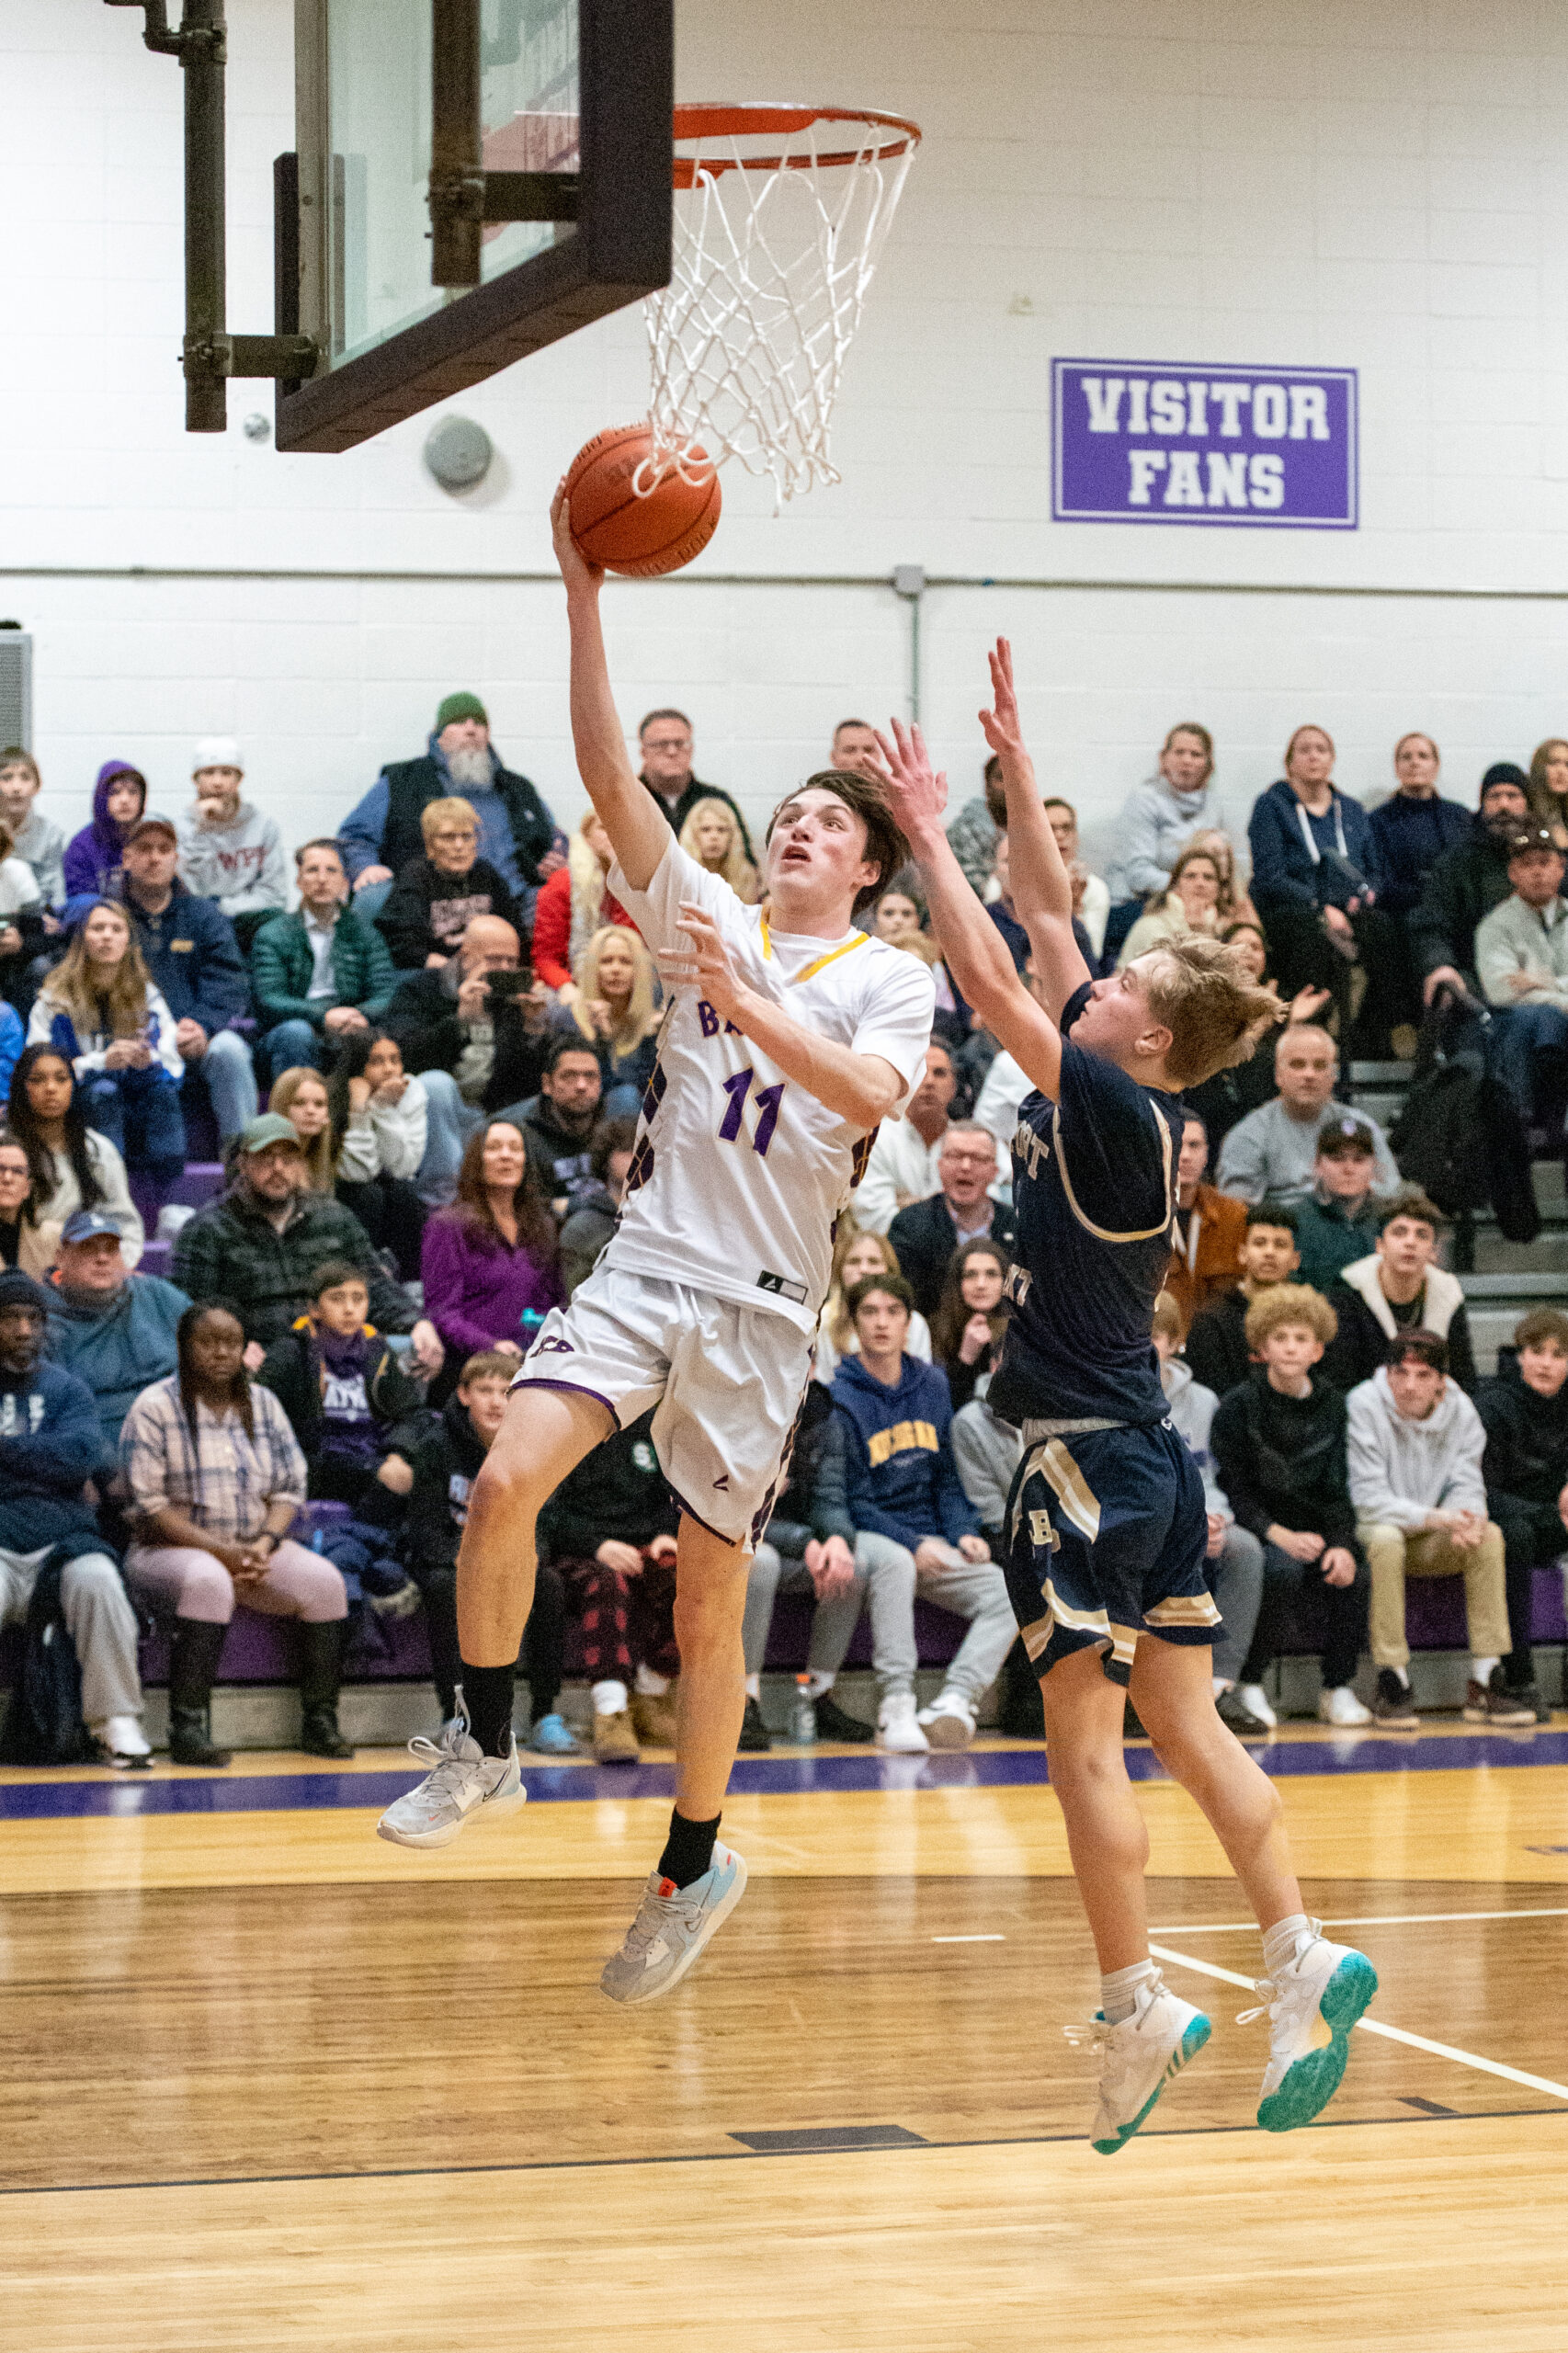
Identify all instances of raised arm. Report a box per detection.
[550,483,670,892]
[872,720,1065,1102]
[978,637,1091,1021]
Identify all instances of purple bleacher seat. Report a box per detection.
[140,1239,174,1281]
[167,1163,225,1210]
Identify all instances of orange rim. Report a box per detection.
[670,102,922,188]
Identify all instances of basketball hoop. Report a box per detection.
[642,103,922,508]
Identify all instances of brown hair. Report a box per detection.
[1244,1282,1337,1350]
[294,836,345,868]
[983,757,1007,826]
[824,1222,905,1350]
[1385,1329,1448,1375]
[1139,935,1285,1090]
[1284,722,1336,771]
[677,796,758,902]
[1162,722,1214,786]
[0,748,39,788]
[929,1237,1012,1368]
[1394,732,1440,768]
[459,1348,519,1387]
[1377,1186,1444,1236]
[42,901,157,1042]
[267,1067,335,1192]
[846,1270,915,1323]
[639,707,691,738]
[765,768,910,918]
[449,1120,558,1261]
[1158,838,1225,917]
[1514,1307,1568,1353]
[1527,738,1568,831]
[1150,1288,1183,1344]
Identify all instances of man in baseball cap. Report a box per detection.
[46,1208,189,1449]
[120,806,258,1146]
[1473,822,1568,1130]
[1292,1115,1386,1289]
[171,1114,444,1369]
[175,733,287,941]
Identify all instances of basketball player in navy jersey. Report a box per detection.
[875,642,1378,2153]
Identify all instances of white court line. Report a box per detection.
[932,1934,1006,1943]
[1148,1942,1568,2104]
[1149,1908,1568,1935]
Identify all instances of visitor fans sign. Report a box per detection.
[1052,359,1358,529]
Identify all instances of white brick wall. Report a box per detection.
[3,0,1566,870]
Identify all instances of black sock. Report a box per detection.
[657,1807,721,1889]
[460,1663,516,1757]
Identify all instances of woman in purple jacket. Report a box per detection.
[419,1118,563,1402]
[62,761,147,910]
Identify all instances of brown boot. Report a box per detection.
[630,1682,680,1747]
[593,1701,641,1764]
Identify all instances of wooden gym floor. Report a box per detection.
[2,1726,1565,2350]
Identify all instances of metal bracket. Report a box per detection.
[104,0,318,430]
[428,0,579,286]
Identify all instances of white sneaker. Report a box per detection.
[1064,1971,1211,2155]
[1240,1923,1379,2131]
[93,1714,152,1768]
[376,1722,526,1848]
[917,1689,975,1750]
[876,1691,929,1753]
[1317,1685,1371,1727]
[600,1844,748,2005]
[1237,1683,1277,1730]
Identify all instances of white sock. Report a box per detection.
[744,1672,761,1699]
[1212,1675,1232,1698]
[804,1669,835,1699]
[1101,1959,1157,2025]
[1388,1665,1410,1688]
[1263,1911,1313,1977]
[1470,1656,1498,1688]
[592,1678,629,1715]
[634,1665,671,1697]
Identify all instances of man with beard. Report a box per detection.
[1408,763,1531,1005]
[338,693,565,929]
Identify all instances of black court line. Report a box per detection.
[1400,2096,1460,2117]
[2,2102,1562,2200]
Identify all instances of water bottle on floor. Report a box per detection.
[791,1674,816,1745]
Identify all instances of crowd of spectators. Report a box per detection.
[3,697,1568,1772]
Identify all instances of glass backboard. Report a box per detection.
[278,0,670,452]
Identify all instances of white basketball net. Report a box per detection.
[643,108,920,507]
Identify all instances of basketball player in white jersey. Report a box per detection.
[379,487,936,2003]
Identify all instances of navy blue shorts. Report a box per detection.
[1001,1419,1219,1687]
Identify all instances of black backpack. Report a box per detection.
[0,1552,97,1767]
[1390,993,1540,1244]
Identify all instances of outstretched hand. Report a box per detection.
[550,479,604,597]
[977,635,1026,766]
[870,718,949,844]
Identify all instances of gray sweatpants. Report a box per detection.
[1210,1525,1266,1688]
[743,1539,915,1678]
[855,1530,1016,1706]
[0,1545,143,1727]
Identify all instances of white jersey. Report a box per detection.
[602,839,936,1335]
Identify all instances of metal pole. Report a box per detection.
[181,0,228,431]
[892,564,926,726]
[430,0,483,288]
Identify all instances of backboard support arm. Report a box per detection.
[104,0,318,430]
[428,0,580,287]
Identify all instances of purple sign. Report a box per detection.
[1052,359,1358,529]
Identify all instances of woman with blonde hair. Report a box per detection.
[551,924,663,1113]
[1116,840,1227,967]
[530,808,638,1002]
[28,899,185,1192]
[678,795,758,903]
[267,1066,335,1191]
[1527,737,1568,847]
[814,1222,933,1385]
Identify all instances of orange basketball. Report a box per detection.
[564,422,722,578]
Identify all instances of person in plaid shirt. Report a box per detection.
[119,1301,353,1767]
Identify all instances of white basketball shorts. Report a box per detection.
[511,1267,814,1549]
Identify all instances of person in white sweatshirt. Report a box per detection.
[1151,1293,1267,1735]
[1346,1332,1531,1729]
[176,737,288,940]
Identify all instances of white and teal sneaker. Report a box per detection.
[375,1722,526,1848]
[599,1844,748,2005]
[1065,1972,1211,2155]
[1242,1925,1378,2131]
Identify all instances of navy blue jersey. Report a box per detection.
[987,983,1182,1428]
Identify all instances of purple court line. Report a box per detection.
[4,1728,1568,1821]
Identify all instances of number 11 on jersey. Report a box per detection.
[718,1068,786,1156]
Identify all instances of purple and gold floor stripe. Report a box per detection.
[4,1726,1568,1819]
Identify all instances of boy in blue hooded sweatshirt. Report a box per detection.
[831,1271,1015,1755]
